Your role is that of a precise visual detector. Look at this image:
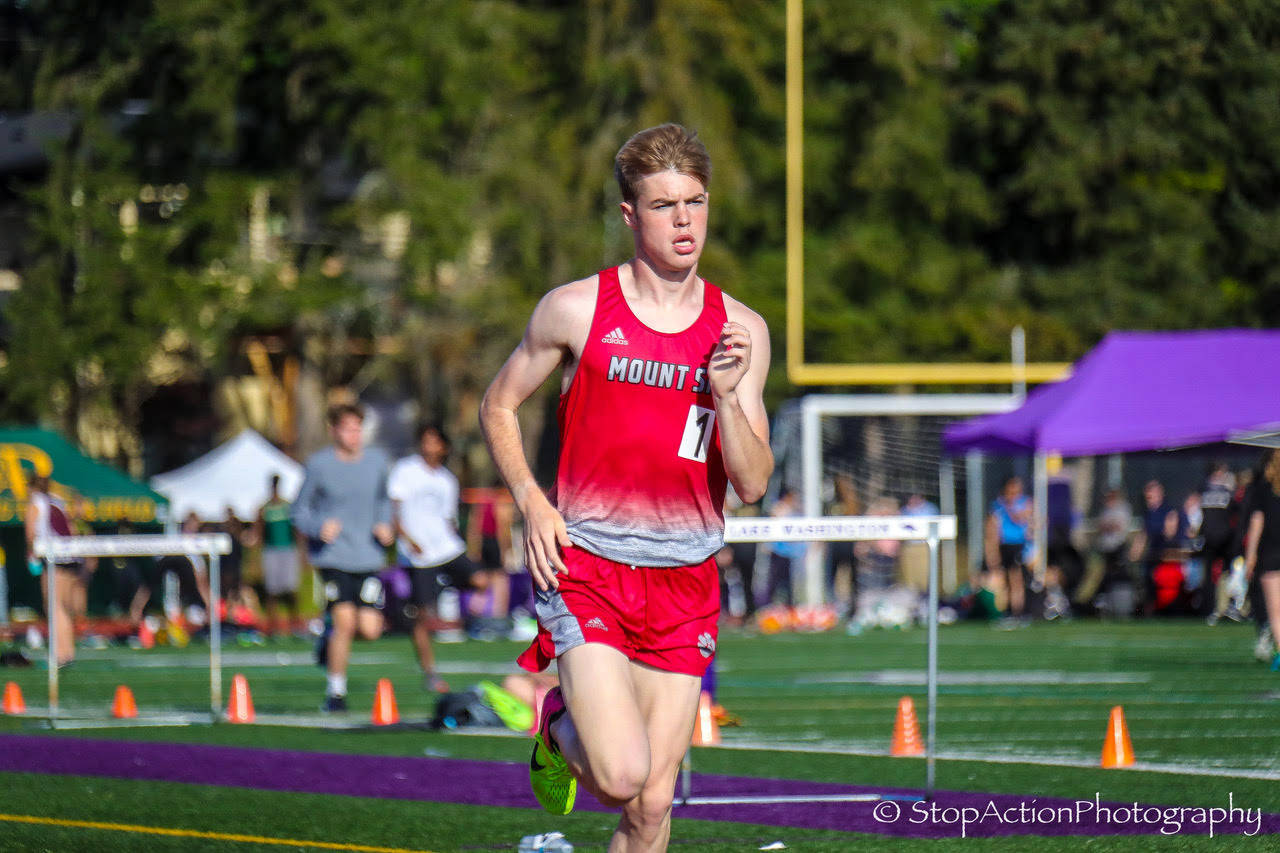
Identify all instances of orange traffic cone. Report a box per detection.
[372,678,399,726]
[2,681,25,715]
[890,696,924,756]
[137,620,155,649]
[112,685,138,719]
[1100,705,1134,768]
[227,673,254,723]
[691,690,721,746]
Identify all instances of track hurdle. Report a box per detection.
[32,533,232,726]
[676,514,955,805]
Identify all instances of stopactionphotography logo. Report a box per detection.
[871,793,1266,839]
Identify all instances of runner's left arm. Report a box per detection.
[710,305,773,504]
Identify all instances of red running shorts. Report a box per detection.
[517,547,720,677]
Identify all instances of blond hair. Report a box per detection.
[614,124,711,203]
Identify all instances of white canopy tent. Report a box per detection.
[151,430,303,522]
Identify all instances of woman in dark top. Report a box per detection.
[1243,450,1280,671]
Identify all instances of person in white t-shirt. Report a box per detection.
[389,424,488,692]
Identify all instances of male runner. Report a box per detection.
[389,423,488,692]
[292,403,394,711]
[481,123,772,852]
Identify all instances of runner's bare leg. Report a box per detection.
[551,643,650,806]
[610,663,701,852]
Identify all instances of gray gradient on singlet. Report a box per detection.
[566,519,720,568]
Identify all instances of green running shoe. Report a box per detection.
[529,686,575,814]
[477,680,534,732]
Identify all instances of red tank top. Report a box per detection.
[554,266,729,567]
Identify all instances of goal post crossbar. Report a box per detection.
[32,533,233,726]
[681,514,955,804]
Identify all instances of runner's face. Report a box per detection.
[622,170,708,275]
[332,414,363,454]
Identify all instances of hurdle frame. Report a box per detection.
[32,533,233,726]
[676,514,954,805]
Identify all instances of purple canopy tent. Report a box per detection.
[942,329,1280,581]
[943,329,1280,457]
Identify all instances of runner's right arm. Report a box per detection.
[480,281,592,591]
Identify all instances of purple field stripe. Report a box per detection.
[0,734,1274,839]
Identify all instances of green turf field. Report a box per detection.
[1,619,1276,850]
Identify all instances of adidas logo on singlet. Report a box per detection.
[601,327,629,345]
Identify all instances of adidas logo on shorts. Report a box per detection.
[601,327,629,345]
[584,617,608,631]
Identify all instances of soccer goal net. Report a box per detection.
[774,394,1019,597]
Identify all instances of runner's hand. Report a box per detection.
[373,523,394,547]
[520,491,571,592]
[320,518,342,543]
[709,321,751,399]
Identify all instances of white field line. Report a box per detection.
[724,705,1278,722]
[794,670,1151,686]
[918,633,1254,651]
[99,652,516,675]
[712,737,1280,781]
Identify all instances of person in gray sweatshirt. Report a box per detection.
[292,402,394,711]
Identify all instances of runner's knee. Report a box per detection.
[624,781,675,831]
[594,754,649,804]
[356,611,383,640]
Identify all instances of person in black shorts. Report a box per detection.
[390,424,489,691]
[1243,450,1280,671]
[292,403,394,711]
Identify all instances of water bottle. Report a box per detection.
[517,831,573,852]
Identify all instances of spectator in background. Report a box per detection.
[1130,479,1179,616]
[1043,473,1080,620]
[902,492,938,517]
[856,495,902,594]
[897,493,936,599]
[69,496,97,632]
[256,474,302,638]
[1178,491,1206,612]
[1243,450,1280,671]
[1236,466,1275,661]
[825,475,861,617]
[985,476,1033,620]
[464,478,515,637]
[293,402,394,712]
[389,423,489,692]
[763,488,806,607]
[1199,463,1237,619]
[129,512,206,631]
[215,507,248,615]
[1094,488,1134,597]
[24,475,80,666]
[715,485,759,623]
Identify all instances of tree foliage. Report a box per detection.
[2,0,1278,465]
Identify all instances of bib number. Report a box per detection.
[678,405,716,463]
